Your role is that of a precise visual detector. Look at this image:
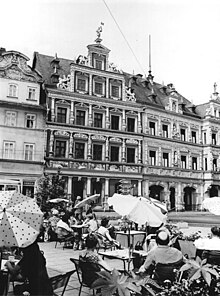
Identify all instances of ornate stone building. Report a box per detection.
[0,48,46,196]
[32,29,220,210]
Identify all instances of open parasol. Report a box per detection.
[108,193,166,227]
[74,194,100,209]
[202,197,220,215]
[48,198,70,204]
[0,191,43,248]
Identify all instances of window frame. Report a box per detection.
[24,143,34,161]
[3,141,15,159]
[57,107,67,123]
[149,121,156,136]
[55,140,67,158]
[5,110,17,127]
[162,152,169,167]
[94,112,103,128]
[126,147,135,163]
[162,124,169,138]
[25,113,36,129]
[8,83,18,98]
[192,156,197,170]
[149,150,156,166]
[180,128,186,141]
[93,143,103,161]
[127,117,135,132]
[111,114,120,130]
[76,109,86,126]
[191,131,197,143]
[110,145,120,162]
[212,133,217,145]
[27,87,37,101]
[75,142,85,159]
[181,155,187,169]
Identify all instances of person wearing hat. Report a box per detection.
[138,230,185,275]
[47,209,60,241]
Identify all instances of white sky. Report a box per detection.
[2,0,220,105]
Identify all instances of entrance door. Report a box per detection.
[184,187,195,211]
[170,187,175,210]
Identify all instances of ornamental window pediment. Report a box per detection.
[75,102,89,109]
[109,137,122,143]
[74,133,88,140]
[54,130,69,137]
[91,135,106,142]
[125,139,138,145]
[110,107,122,114]
[56,99,70,105]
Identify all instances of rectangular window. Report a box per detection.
[110,146,119,162]
[204,158,208,171]
[94,82,103,95]
[3,141,15,159]
[5,111,16,126]
[180,129,186,141]
[192,157,197,170]
[95,60,102,70]
[212,133,217,145]
[162,152,169,167]
[25,114,36,128]
[8,84,18,97]
[76,110,85,126]
[94,113,103,128]
[181,155,187,169]
[55,140,66,158]
[149,150,156,165]
[162,124,168,138]
[204,132,207,144]
[191,131,197,143]
[57,107,67,123]
[111,85,119,98]
[75,142,85,159]
[127,147,135,163]
[28,87,36,100]
[149,121,156,136]
[111,115,119,130]
[24,144,34,161]
[127,118,135,132]
[93,144,102,161]
[77,78,86,91]
[213,159,217,171]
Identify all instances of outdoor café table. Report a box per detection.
[98,249,147,271]
[115,231,146,249]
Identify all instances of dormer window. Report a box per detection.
[8,84,18,97]
[95,59,102,70]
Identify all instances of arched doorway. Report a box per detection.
[149,185,163,201]
[184,186,195,211]
[169,187,175,210]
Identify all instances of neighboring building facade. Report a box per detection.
[32,30,220,211]
[0,48,46,196]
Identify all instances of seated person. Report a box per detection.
[79,233,111,287]
[83,214,98,233]
[47,209,60,241]
[56,213,75,246]
[194,226,220,252]
[138,230,185,281]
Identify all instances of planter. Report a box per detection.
[178,239,196,259]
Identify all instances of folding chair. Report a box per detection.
[50,270,76,296]
[70,257,101,296]
[94,232,116,251]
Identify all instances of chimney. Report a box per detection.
[0,47,6,55]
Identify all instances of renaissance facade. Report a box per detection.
[31,31,220,210]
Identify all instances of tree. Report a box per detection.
[35,172,66,211]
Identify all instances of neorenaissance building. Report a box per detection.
[31,30,220,211]
[0,48,46,196]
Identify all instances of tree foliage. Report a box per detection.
[35,172,66,211]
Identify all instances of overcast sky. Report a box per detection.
[2,0,220,105]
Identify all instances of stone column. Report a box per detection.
[138,180,142,196]
[89,74,92,96]
[51,98,55,122]
[121,81,126,101]
[105,137,109,161]
[104,178,109,209]
[49,130,54,156]
[86,177,92,197]
[122,139,126,162]
[69,132,73,157]
[67,176,72,198]
[142,179,149,197]
[70,101,74,124]
[137,112,142,133]
[87,135,92,160]
[105,107,110,129]
[122,109,126,131]
[138,140,142,163]
[88,104,93,127]
[70,69,75,92]
[106,77,109,98]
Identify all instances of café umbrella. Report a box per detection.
[202,197,220,215]
[0,191,43,248]
[48,198,70,204]
[74,194,100,209]
[108,193,166,227]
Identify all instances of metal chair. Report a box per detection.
[70,257,101,296]
[202,250,220,265]
[50,270,76,296]
[152,259,183,285]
